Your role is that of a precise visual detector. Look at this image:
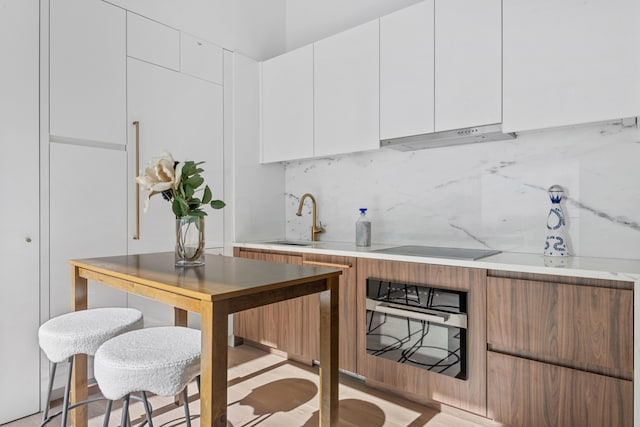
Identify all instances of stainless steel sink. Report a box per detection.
[266,240,313,246]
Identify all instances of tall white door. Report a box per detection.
[127,57,224,325]
[0,0,40,423]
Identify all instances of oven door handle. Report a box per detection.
[366,299,467,329]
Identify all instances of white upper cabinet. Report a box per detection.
[50,0,126,145]
[180,33,223,84]
[503,0,640,132]
[380,1,435,140]
[314,20,380,157]
[127,12,179,71]
[261,45,314,163]
[435,0,502,131]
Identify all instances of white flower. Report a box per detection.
[135,151,184,212]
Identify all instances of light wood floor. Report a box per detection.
[4,344,485,427]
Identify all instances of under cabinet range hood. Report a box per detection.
[380,123,517,151]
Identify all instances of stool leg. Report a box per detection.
[182,388,191,427]
[120,394,130,427]
[141,392,154,427]
[102,400,112,427]
[61,356,74,427]
[41,362,57,424]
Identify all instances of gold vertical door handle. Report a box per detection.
[133,121,141,240]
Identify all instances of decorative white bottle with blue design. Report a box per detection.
[544,185,569,256]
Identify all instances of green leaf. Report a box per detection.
[188,209,206,217]
[185,175,204,189]
[182,161,197,176]
[202,186,212,204]
[172,198,187,217]
[184,183,195,198]
[210,200,226,209]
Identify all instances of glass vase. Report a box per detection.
[175,216,205,266]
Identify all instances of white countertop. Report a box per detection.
[234,241,640,283]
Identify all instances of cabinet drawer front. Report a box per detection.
[487,277,632,378]
[488,352,632,427]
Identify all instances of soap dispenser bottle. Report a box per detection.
[356,208,371,247]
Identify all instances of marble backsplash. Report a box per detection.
[284,121,640,260]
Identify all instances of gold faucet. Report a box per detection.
[296,193,324,241]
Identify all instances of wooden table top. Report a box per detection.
[69,252,341,303]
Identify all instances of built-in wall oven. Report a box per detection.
[365,278,468,379]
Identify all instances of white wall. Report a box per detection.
[284,121,640,260]
[224,52,285,252]
[285,0,422,51]
[104,0,287,60]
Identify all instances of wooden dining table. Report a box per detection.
[68,252,341,427]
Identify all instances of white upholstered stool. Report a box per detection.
[94,326,201,427]
[38,307,144,426]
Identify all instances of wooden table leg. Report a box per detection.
[70,266,88,427]
[319,275,340,426]
[200,300,229,427]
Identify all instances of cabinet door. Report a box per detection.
[127,58,224,255]
[49,143,128,319]
[435,0,501,131]
[314,20,380,157]
[302,254,357,373]
[488,352,632,427]
[50,0,126,144]
[487,277,633,379]
[380,1,434,140]
[181,33,223,84]
[0,0,39,422]
[127,59,224,326]
[503,0,640,132]
[233,249,305,357]
[261,45,314,163]
[127,12,179,71]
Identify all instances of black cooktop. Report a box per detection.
[371,245,501,260]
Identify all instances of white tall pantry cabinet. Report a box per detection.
[48,0,129,320]
[0,0,41,423]
[125,13,223,326]
[43,0,225,415]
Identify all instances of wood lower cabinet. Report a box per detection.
[233,248,357,372]
[488,352,632,427]
[486,271,634,425]
[302,253,357,373]
[356,258,487,416]
[233,248,305,356]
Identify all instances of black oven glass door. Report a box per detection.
[365,279,467,379]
